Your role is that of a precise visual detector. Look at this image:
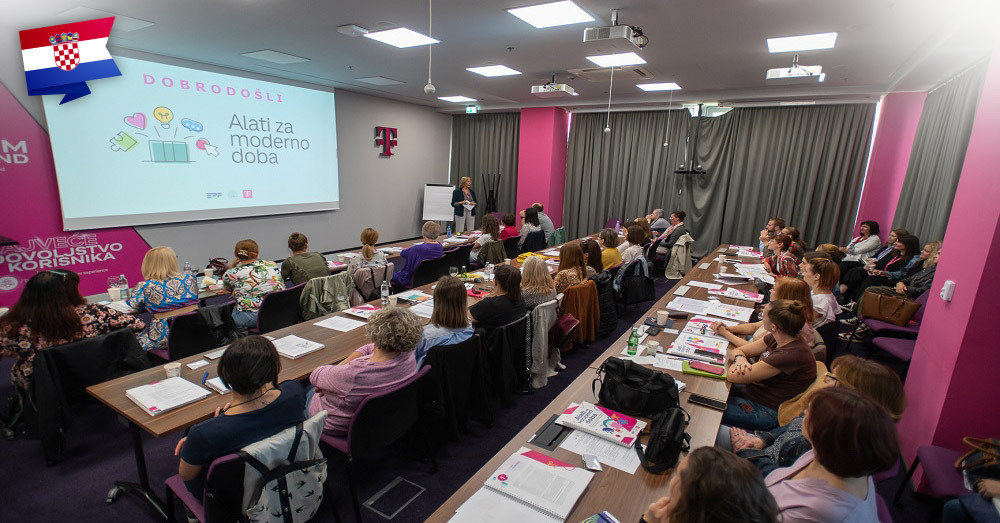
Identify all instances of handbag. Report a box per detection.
[592,357,680,418]
[860,290,921,326]
[549,307,579,352]
[634,407,690,473]
[208,257,229,276]
[954,437,1000,487]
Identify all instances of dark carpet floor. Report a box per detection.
[0,275,942,522]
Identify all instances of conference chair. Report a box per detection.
[158,309,223,362]
[561,280,599,344]
[589,271,617,338]
[527,299,560,389]
[643,237,666,274]
[876,494,893,523]
[349,263,395,306]
[420,335,492,440]
[442,244,474,270]
[482,314,530,406]
[520,231,547,253]
[815,322,839,365]
[27,328,151,464]
[408,255,447,288]
[870,337,917,381]
[476,240,506,266]
[844,291,929,349]
[320,366,436,522]
[255,283,305,334]
[502,236,520,259]
[548,227,567,247]
[613,258,656,313]
[893,445,969,513]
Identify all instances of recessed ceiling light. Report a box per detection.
[779,101,816,106]
[241,50,310,64]
[57,7,154,32]
[355,76,404,86]
[766,65,824,80]
[466,65,522,77]
[637,82,681,91]
[362,27,439,48]
[766,32,838,53]
[586,52,647,67]
[438,96,477,103]
[507,1,594,28]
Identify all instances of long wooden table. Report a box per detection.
[427,244,764,522]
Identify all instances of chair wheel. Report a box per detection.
[106,486,121,503]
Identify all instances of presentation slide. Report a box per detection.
[42,56,339,230]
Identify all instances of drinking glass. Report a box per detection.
[449,267,459,277]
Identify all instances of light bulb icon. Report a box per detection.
[153,106,173,128]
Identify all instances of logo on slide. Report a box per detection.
[109,106,219,163]
[0,139,29,167]
[19,17,121,104]
[374,126,398,157]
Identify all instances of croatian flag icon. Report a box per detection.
[19,17,121,104]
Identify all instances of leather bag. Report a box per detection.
[592,356,679,418]
[860,290,921,326]
[954,437,1000,487]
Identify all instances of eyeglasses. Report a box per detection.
[823,373,839,385]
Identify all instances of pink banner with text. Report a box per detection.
[0,81,149,306]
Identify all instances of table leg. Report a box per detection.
[105,421,167,520]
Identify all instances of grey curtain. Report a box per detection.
[449,112,520,220]
[563,104,877,257]
[563,110,690,238]
[892,61,988,243]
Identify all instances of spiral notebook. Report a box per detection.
[473,447,594,521]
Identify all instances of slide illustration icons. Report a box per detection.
[108,105,218,163]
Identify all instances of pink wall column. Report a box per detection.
[897,34,1000,489]
[516,107,568,228]
[853,92,927,235]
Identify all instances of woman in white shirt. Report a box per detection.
[619,225,645,267]
[840,221,881,262]
[800,257,842,328]
[469,214,501,263]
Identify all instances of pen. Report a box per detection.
[201,371,209,385]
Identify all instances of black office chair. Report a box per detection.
[420,335,492,440]
[408,255,447,288]
[163,306,235,361]
[502,236,520,259]
[255,283,305,334]
[482,314,530,406]
[443,244,474,270]
[519,231,547,253]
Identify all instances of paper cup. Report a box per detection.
[203,268,213,279]
[504,258,512,265]
[656,310,670,326]
[717,254,725,264]
[108,287,121,301]
[388,295,398,306]
[646,341,660,354]
[164,362,182,378]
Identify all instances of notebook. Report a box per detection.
[555,402,646,447]
[682,360,728,379]
[205,376,231,394]
[479,447,594,521]
[272,335,325,359]
[125,377,211,416]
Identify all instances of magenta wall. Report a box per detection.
[516,107,568,227]
[897,36,1000,488]
[853,92,926,235]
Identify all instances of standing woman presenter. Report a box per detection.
[452,176,478,233]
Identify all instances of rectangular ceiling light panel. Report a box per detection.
[766,32,838,53]
[507,1,595,28]
[241,50,310,64]
[438,96,477,102]
[586,52,646,67]
[466,65,522,77]
[363,28,439,48]
[637,82,681,91]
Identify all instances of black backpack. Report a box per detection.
[634,407,690,473]
[593,357,680,417]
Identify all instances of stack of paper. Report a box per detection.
[706,302,755,322]
[397,291,432,304]
[709,287,764,302]
[273,335,325,359]
[126,377,211,416]
[410,301,435,318]
[558,430,641,474]
[314,316,367,332]
[665,297,712,315]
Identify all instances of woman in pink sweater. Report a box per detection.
[308,307,422,435]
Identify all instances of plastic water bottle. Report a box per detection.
[380,280,390,305]
[183,261,193,275]
[446,225,452,238]
[461,265,467,278]
[627,327,639,356]
[485,263,495,282]
[117,274,130,300]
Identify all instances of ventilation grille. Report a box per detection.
[568,66,653,81]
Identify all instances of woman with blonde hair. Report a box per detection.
[413,276,474,366]
[127,246,199,351]
[223,239,284,329]
[862,241,942,301]
[451,176,478,232]
[348,227,388,275]
[520,256,557,308]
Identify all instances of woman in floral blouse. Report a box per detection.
[0,270,145,391]
[765,234,800,277]
[223,239,284,329]
[127,246,199,351]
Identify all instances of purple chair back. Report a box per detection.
[344,366,432,454]
[911,291,929,323]
[876,493,893,522]
[256,283,305,333]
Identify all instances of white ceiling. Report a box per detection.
[6,0,999,113]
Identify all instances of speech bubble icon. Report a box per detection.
[181,118,204,132]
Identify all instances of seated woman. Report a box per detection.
[392,221,444,288]
[309,307,421,435]
[176,335,305,495]
[413,277,474,366]
[580,238,603,276]
[764,234,800,277]
[727,355,905,477]
[348,228,388,275]
[469,265,527,338]
[517,207,543,249]
[840,228,906,299]
[815,243,846,263]
[469,214,501,263]
[126,246,199,351]
[280,232,329,285]
[646,209,670,231]
[598,228,623,268]
[634,217,653,243]
[520,256,557,309]
[0,270,145,394]
[616,220,637,254]
[839,220,882,267]
[498,213,519,240]
[654,210,688,255]
[553,241,589,293]
[619,225,646,267]
[847,233,922,304]
[723,300,817,430]
[942,479,1000,523]
[641,447,778,523]
[223,239,285,330]
[711,277,824,359]
[864,241,941,300]
[765,387,898,522]
[781,226,808,258]
[799,258,841,328]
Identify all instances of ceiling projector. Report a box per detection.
[531,83,577,97]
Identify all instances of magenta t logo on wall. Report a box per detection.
[19,17,121,104]
[374,126,398,157]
